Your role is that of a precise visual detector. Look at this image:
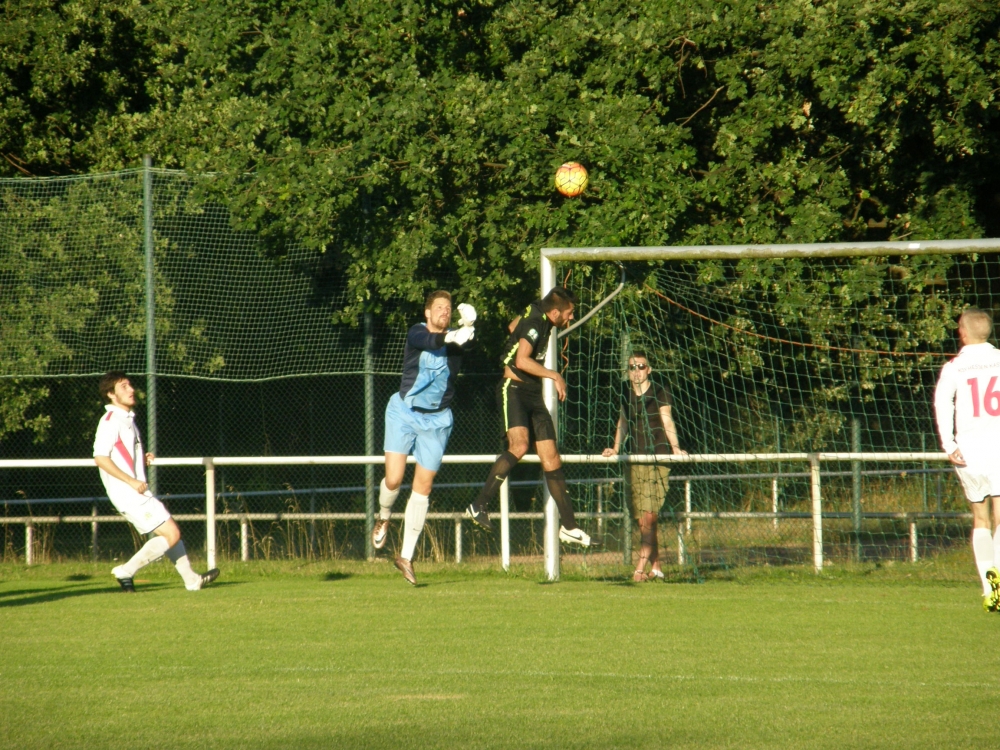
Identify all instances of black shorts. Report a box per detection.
[497,379,556,443]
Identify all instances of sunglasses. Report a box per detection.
[628,363,648,371]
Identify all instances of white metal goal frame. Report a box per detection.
[539,238,1000,579]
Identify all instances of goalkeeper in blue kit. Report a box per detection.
[372,290,476,585]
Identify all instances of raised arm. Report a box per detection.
[513,338,566,401]
[407,326,447,351]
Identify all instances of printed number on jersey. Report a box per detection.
[967,376,1000,417]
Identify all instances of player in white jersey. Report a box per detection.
[934,309,1000,611]
[93,371,219,593]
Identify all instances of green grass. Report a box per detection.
[1,559,997,749]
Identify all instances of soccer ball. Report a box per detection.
[554,162,589,197]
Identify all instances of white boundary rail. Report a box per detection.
[0,452,956,573]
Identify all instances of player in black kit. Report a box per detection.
[465,286,591,546]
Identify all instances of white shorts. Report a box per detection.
[955,467,1000,504]
[107,487,171,535]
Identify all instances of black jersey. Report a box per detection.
[500,301,552,392]
[621,383,674,454]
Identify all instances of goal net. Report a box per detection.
[550,241,1000,579]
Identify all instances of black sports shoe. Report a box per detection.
[111,566,135,593]
[394,556,417,586]
[465,503,494,532]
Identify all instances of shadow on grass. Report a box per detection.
[323,572,352,582]
[0,582,169,607]
[65,574,92,581]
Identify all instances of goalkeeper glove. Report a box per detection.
[457,303,477,328]
[444,326,475,346]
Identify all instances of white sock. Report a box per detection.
[973,528,994,595]
[400,492,429,561]
[379,478,400,521]
[166,540,201,588]
[118,535,170,577]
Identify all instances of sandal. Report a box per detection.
[649,569,665,580]
[632,570,649,582]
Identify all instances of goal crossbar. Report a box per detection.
[542,237,1000,262]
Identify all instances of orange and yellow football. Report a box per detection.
[554,162,589,197]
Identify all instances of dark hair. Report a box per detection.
[541,286,577,313]
[629,350,649,361]
[425,290,452,309]
[98,371,128,403]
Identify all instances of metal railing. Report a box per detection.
[0,452,958,576]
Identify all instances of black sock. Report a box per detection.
[544,467,577,530]
[474,451,519,510]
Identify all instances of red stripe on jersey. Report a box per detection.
[104,412,113,422]
[113,437,135,476]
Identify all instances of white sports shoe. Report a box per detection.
[185,568,220,591]
[558,526,591,547]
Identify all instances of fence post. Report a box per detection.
[143,155,158,497]
[500,477,510,571]
[91,505,98,561]
[852,418,862,561]
[685,480,692,532]
[810,454,823,572]
[771,478,778,529]
[240,516,249,562]
[454,518,462,564]
[596,483,603,540]
[25,523,33,566]
[205,458,216,569]
[623,499,632,566]
[677,521,685,565]
[910,519,918,563]
[364,312,375,561]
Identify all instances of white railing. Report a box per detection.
[0,452,957,577]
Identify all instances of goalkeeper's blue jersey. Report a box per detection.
[398,323,468,412]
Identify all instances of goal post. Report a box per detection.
[541,237,1000,580]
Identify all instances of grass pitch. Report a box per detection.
[1,559,997,749]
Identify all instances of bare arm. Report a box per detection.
[513,338,566,401]
[602,415,626,457]
[94,455,147,493]
[658,404,686,455]
[507,316,521,334]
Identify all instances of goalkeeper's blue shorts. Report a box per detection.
[383,393,454,472]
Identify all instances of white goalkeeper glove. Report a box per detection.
[457,303,477,328]
[444,326,475,346]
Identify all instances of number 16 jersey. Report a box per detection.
[935,342,1000,472]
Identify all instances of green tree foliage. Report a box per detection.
[2,0,1000,448]
[4,0,998,319]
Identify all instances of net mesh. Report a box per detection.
[1,166,993,577]
[557,255,994,578]
[0,169,518,565]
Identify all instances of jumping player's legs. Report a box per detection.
[376,395,418,545]
[392,408,452,584]
[400,463,436,562]
[535,439,577,532]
